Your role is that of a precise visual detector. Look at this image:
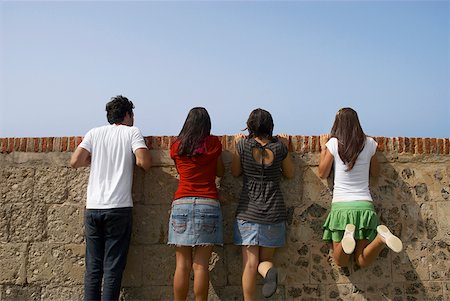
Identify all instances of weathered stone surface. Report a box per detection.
[436,202,450,242]
[41,285,83,301]
[278,243,310,285]
[428,240,450,281]
[131,167,146,204]
[120,286,173,301]
[351,248,391,284]
[66,168,89,203]
[0,204,11,242]
[9,202,47,242]
[326,283,366,300]
[1,167,34,204]
[286,284,325,300]
[0,145,449,300]
[0,243,27,284]
[33,167,68,204]
[363,282,392,300]
[27,243,84,285]
[309,242,351,285]
[209,248,228,287]
[392,241,430,282]
[0,285,41,301]
[47,204,84,244]
[142,167,179,205]
[141,245,175,286]
[132,204,170,245]
[122,246,144,288]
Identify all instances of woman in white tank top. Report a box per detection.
[319,108,403,268]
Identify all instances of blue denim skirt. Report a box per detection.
[168,197,223,246]
[233,219,286,247]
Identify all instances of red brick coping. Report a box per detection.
[1,136,449,155]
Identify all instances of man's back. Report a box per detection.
[79,124,147,209]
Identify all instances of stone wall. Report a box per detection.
[0,136,449,301]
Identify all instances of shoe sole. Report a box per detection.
[342,224,356,254]
[377,225,403,253]
[262,267,278,298]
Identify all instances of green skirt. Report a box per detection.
[322,201,379,242]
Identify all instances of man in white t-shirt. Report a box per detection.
[70,95,151,301]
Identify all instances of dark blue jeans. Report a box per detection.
[84,207,132,301]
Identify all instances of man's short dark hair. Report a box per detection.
[106,95,134,124]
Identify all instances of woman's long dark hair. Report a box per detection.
[330,107,366,171]
[246,108,276,141]
[177,107,211,156]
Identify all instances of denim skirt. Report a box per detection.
[233,219,286,247]
[168,197,223,246]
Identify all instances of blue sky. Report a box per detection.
[0,1,449,138]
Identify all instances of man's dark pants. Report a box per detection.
[84,207,132,301]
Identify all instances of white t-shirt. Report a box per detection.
[326,137,378,202]
[79,124,148,209]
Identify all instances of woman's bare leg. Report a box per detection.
[241,246,259,301]
[192,246,213,301]
[174,246,192,301]
[354,236,385,268]
[332,242,352,267]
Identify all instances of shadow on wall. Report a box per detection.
[275,152,441,300]
[120,147,447,300]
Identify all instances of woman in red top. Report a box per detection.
[168,107,224,301]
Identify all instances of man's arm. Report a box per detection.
[70,147,91,168]
[135,148,152,172]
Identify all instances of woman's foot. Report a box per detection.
[377,225,403,253]
[262,267,278,298]
[341,224,356,254]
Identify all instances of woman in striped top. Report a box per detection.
[232,108,294,300]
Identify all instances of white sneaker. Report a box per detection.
[341,224,356,254]
[377,225,403,253]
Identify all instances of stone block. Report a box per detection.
[132,205,170,245]
[33,167,68,204]
[210,248,228,287]
[288,201,328,244]
[143,167,179,205]
[309,242,351,285]
[395,282,445,301]
[301,167,332,205]
[41,285,83,301]
[67,168,89,204]
[444,281,449,300]
[131,167,146,204]
[208,285,285,301]
[0,285,41,301]
[27,243,84,285]
[9,202,47,242]
[428,240,450,281]
[141,245,175,286]
[436,202,450,242]
[285,284,325,300]
[363,282,393,300]
[122,245,144,288]
[225,244,244,286]
[0,204,11,242]
[326,283,366,300]
[278,243,310,285]
[121,286,173,301]
[0,243,27,284]
[222,203,237,245]
[1,167,34,204]
[392,241,430,282]
[47,204,84,243]
[351,248,392,284]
